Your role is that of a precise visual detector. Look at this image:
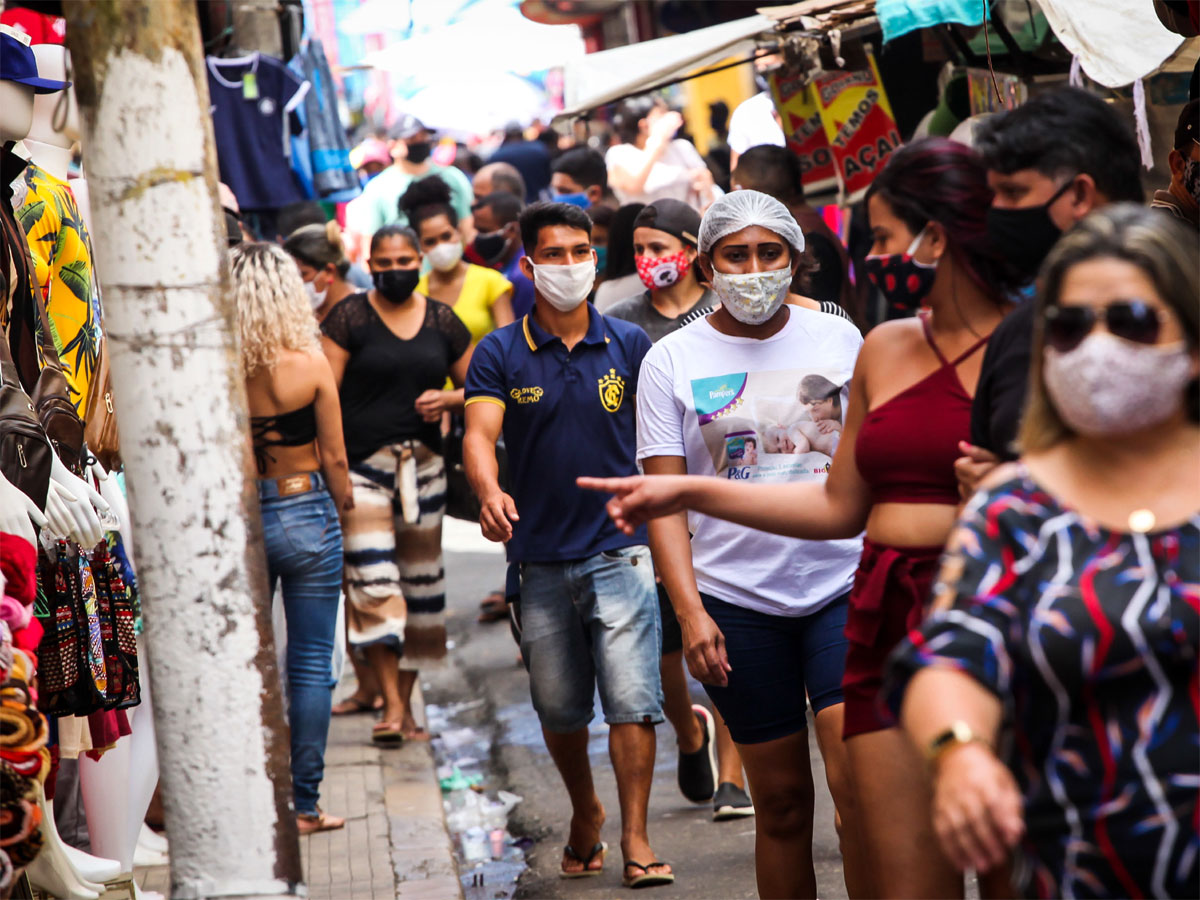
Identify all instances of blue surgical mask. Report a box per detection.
[554,191,590,209]
[594,245,608,274]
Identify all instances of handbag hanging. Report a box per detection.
[84,336,119,471]
[0,329,52,509]
[27,284,85,473]
[90,544,139,710]
[34,542,107,717]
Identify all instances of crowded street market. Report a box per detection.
[0,1,1196,898]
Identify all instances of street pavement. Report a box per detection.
[426,521,850,900]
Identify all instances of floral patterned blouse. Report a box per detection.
[16,164,103,415]
[886,469,1199,899]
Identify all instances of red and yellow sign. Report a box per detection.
[769,70,838,195]
[812,53,901,201]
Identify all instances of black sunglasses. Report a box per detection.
[1043,301,1164,352]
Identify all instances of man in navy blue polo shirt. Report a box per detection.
[464,202,673,888]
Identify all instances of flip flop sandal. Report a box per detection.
[401,726,434,742]
[622,861,675,889]
[297,809,345,835]
[560,841,607,879]
[332,697,382,716]
[371,722,404,746]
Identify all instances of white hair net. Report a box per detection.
[698,190,805,255]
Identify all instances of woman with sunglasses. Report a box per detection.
[885,204,1198,897]
[581,139,1022,897]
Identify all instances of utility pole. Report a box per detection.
[60,3,301,898]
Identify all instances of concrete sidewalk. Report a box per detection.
[134,685,461,900]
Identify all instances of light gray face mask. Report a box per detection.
[710,268,792,325]
[1043,332,1193,436]
[304,280,326,310]
[531,258,596,312]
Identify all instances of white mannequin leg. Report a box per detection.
[137,822,168,854]
[78,644,159,871]
[26,784,101,900]
[63,844,121,884]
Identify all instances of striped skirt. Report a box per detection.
[341,442,447,669]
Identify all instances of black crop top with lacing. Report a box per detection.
[250,403,318,474]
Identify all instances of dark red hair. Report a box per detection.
[866,137,1020,300]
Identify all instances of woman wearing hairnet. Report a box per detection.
[583,143,1021,897]
[617,190,869,898]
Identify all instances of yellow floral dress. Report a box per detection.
[16,164,102,416]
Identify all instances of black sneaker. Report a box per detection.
[713,782,755,821]
[677,704,716,803]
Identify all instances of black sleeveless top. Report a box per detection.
[250,403,318,474]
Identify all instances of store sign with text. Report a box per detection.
[769,70,838,195]
[812,53,900,201]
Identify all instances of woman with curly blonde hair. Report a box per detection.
[230,241,352,835]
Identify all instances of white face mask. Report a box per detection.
[1044,332,1193,437]
[304,279,326,310]
[427,240,464,272]
[711,267,792,325]
[531,258,596,312]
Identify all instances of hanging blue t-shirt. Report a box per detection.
[207,53,310,211]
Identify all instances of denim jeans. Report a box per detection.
[518,545,663,733]
[259,473,343,816]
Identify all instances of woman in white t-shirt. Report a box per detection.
[606,96,719,212]
[601,191,868,900]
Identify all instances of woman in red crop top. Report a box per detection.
[581,139,1022,897]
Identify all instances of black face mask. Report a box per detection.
[372,268,420,303]
[404,140,432,164]
[472,230,510,265]
[985,177,1075,282]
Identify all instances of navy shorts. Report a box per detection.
[699,591,849,745]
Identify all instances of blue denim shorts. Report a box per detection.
[518,545,664,733]
[699,590,849,745]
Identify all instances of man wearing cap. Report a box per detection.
[605,200,715,342]
[1151,99,1199,228]
[351,114,474,238]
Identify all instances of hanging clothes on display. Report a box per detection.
[291,37,359,202]
[1,532,51,893]
[16,163,103,416]
[207,52,311,212]
[35,541,139,720]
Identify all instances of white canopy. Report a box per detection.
[557,14,777,122]
[362,3,585,78]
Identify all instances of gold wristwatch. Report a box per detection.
[925,720,989,771]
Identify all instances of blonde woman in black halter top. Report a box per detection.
[230,242,352,835]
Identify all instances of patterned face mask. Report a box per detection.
[635,250,691,291]
[1043,332,1192,437]
[710,267,792,325]
[863,227,937,315]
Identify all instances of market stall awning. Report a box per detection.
[556,14,777,122]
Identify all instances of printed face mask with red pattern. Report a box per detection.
[863,227,938,314]
[635,250,692,291]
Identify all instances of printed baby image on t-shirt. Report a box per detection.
[691,367,848,482]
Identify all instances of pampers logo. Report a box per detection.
[691,373,748,425]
